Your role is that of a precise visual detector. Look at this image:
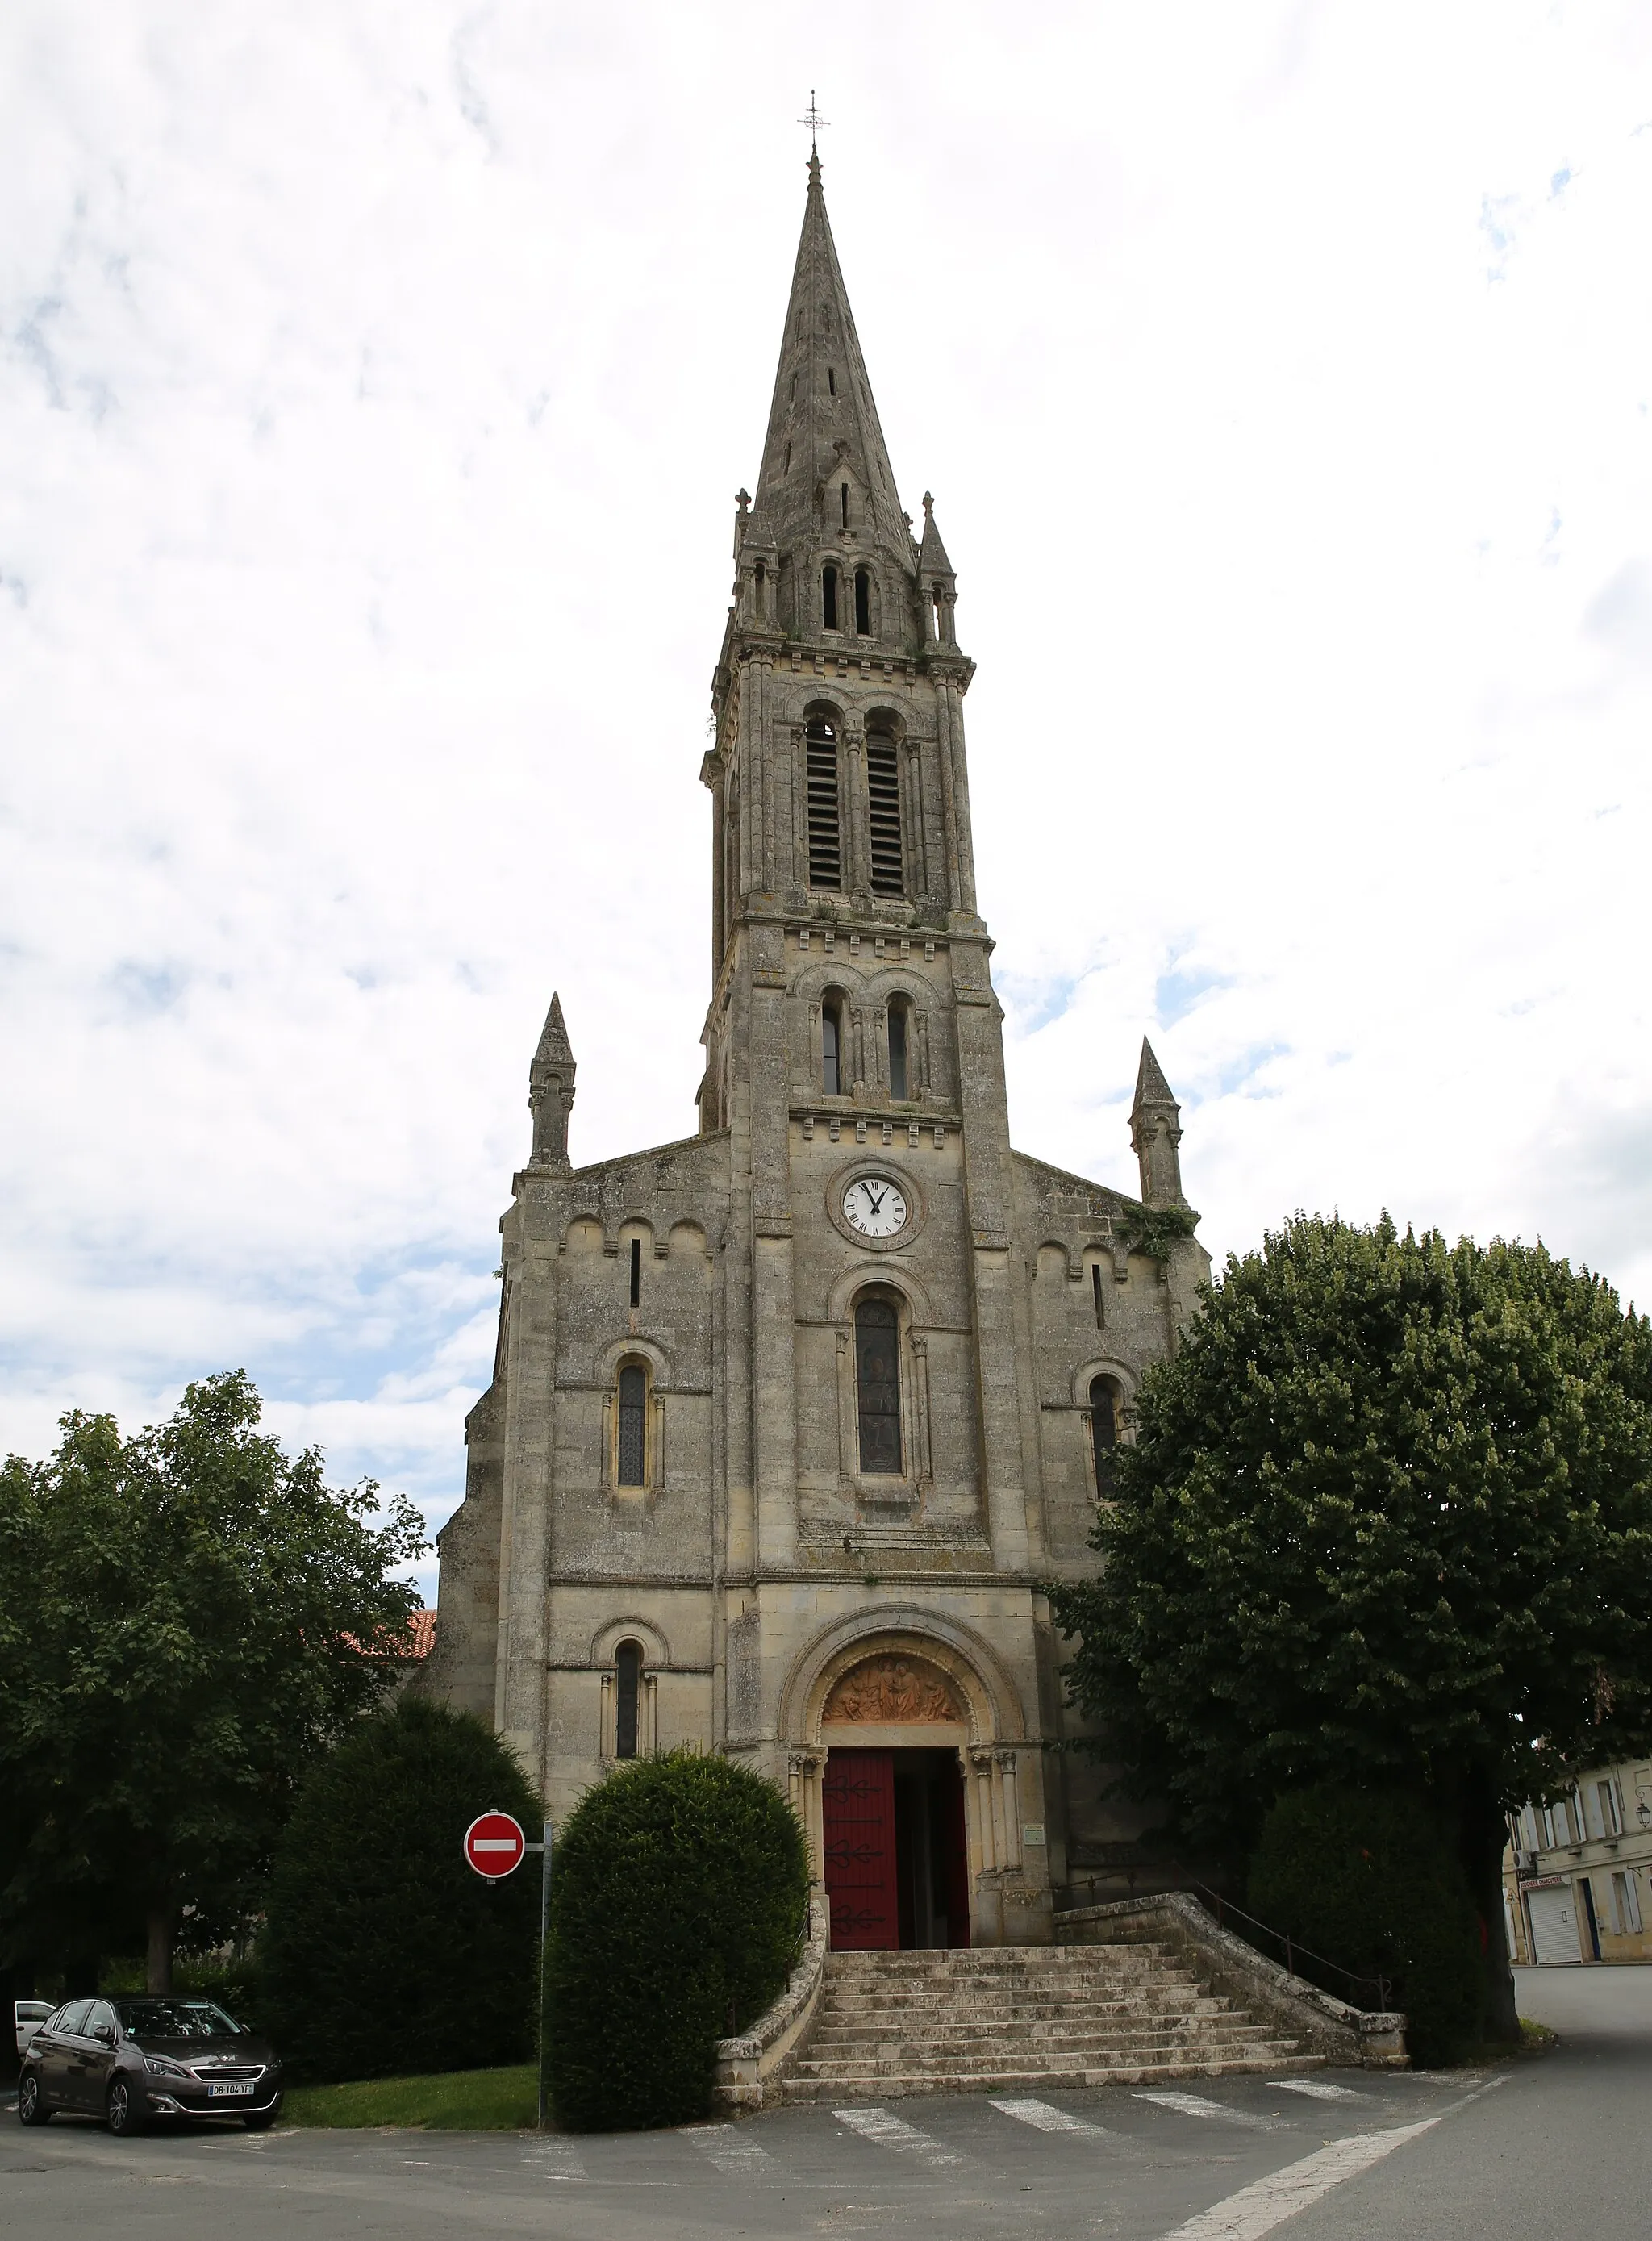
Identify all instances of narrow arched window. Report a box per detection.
[618,1363,647,1488]
[615,1640,642,1759]
[823,565,839,631]
[805,716,841,889]
[866,726,903,896]
[854,568,870,634]
[753,558,766,619]
[828,366,836,396]
[841,482,849,528]
[1090,1375,1119,1496]
[856,1296,903,1475]
[887,1001,909,1101]
[822,1000,842,1096]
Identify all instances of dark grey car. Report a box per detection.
[16,1996,283,2134]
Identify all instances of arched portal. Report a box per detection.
[781,1618,1036,1952]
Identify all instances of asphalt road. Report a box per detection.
[2,1968,1644,2240]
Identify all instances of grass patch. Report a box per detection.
[282,2065,539,2130]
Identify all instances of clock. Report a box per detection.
[842,1175,908,1240]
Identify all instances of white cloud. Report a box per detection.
[2,1,1651,1567]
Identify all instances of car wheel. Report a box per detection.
[106,2076,144,2136]
[17,2072,52,2126]
[243,2110,278,2130]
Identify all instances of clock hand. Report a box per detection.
[866,1188,885,1215]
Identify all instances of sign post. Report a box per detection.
[463,1809,553,2129]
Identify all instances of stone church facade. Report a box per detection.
[423,153,1208,1948]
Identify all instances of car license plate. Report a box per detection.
[207,2082,254,2098]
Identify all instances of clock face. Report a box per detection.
[842,1175,908,1240]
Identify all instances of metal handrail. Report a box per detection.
[1053,1872,1393,2010]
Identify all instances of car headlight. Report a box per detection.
[144,2055,190,2079]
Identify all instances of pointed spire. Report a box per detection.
[916,491,953,578]
[1132,1037,1175,1116]
[1129,1037,1186,1208]
[746,156,907,559]
[534,992,573,1066]
[528,992,575,1170]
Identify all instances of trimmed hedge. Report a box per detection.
[1247,1785,1482,2065]
[544,1751,809,2131]
[261,1696,542,2081]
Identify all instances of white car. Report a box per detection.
[15,2001,54,2059]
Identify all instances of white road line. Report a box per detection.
[1155,2118,1438,2241]
[1136,2090,1271,2129]
[520,2139,588,2180]
[1275,2079,1363,2102]
[988,2097,1113,2136]
[833,2105,964,2168]
[678,2123,774,2173]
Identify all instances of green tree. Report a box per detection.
[1247,1786,1482,2064]
[261,1696,542,2080]
[1049,1215,1652,2044]
[544,1751,810,2130]
[0,1372,425,1992]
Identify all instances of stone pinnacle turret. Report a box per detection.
[1129,1037,1186,1208]
[528,992,575,1170]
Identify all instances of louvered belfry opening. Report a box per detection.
[866,728,903,896]
[806,716,842,888]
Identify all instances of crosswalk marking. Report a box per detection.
[1276,2078,1363,2102]
[1136,2090,1271,2128]
[1156,2118,1438,2240]
[833,2105,964,2167]
[679,2123,774,2172]
[988,2097,1112,2136]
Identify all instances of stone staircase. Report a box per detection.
[779,1941,1316,2102]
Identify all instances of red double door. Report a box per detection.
[822,1749,899,1949]
[822,1747,971,1951]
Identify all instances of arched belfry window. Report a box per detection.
[855,1296,903,1475]
[805,716,841,889]
[887,998,911,1101]
[854,568,871,635]
[1090,1375,1120,1496]
[615,1639,642,1759]
[866,724,903,896]
[822,564,840,632]
[617,1363,647,1488]
[822,995,844,1096]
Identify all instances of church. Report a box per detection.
[423,151,1208,1951]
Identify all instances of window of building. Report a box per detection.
[628,1237,641,1308]
[806,716,841,888]
[615,1639,642,1759]
[617,1363,647,1488]
[822,999,843,1096]
[1598,1780,1624,1836]
[753,558,766,618]
[866,728,903,895]
[887,1000,909,1101]
[841,482,849,528]
[828,366,836,396]
[855,1296,903,1475]
[823,564,840,631]
[1091,1375,1120,1496]
[1616,1869,1643,1934]
[1091,1262,1104,1329]
[854,567,871,634]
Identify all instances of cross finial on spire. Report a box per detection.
[799,88,828,166]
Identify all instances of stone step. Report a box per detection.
[821,1974,1212,2002]
[818,1988,1229,2018]
[809,2020,1275,2052]
[781,2051,1320,2105]
[796,2025,1287,2071]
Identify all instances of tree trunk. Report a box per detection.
[146,1905,175,1995]
[1462,1788,1519,2044]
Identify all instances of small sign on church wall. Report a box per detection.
[1022,1823,1046,1847]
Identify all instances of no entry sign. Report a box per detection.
[464,1810,527,1880]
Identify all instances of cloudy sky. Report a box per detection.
[3,2,1650,1596]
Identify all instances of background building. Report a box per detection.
[1504,1762,1652,1965]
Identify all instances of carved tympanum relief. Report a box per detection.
[822,1654,961,1724]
